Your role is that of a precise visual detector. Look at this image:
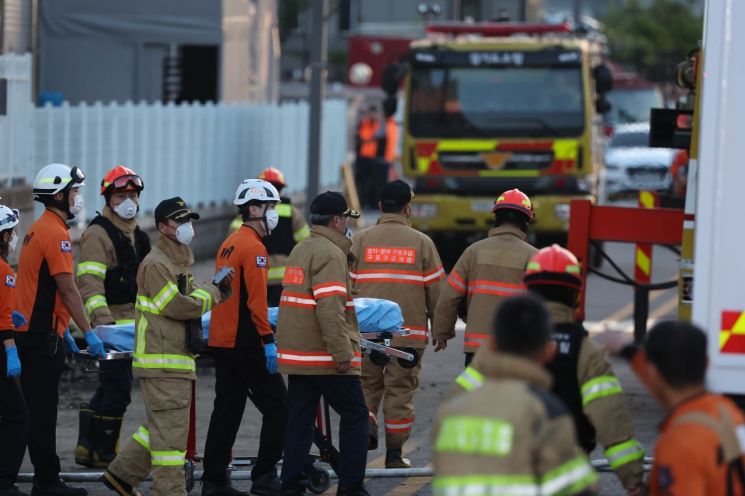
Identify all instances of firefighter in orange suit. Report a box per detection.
[604,321,745,496]
[202,179,288,496]
[15,163,105,496]
[0,204,29,496]
[103,197,231,496]
[350,180,444,468]
[354,105,381,209]
[431,189,537,366]
[277,192,369,496]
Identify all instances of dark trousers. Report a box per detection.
[281,375,368,490]
[370,159,390,209]
[203,347,288,484]
[88,359,133,417]
[0,346,29,489]
[17,338,65,484]
[464,352,474,368]
[354,157,375,209]
[267,285,283,309]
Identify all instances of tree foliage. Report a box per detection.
[603,0,703,77]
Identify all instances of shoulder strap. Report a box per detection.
[672,405,745,495]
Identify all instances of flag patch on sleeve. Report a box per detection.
[256,256,267,268]
[5,274,15,287]
[60,240,72,252]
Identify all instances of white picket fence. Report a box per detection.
[0,54,348,217]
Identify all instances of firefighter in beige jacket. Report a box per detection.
[277,191,370,496]
[431,189,537,366]
[104,197,230,496]
[433,295,597,496]
[349,180,444,468]
[75,166,150,468]
[451,245,645,493]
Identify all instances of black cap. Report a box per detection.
[154,197,200,225]
[380,180,414,206]
[310,191,360,218]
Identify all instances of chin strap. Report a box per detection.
[244,203,271,237]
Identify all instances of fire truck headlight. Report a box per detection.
[411,203,438,219]
[575,176,592,193]
[554,203,571,221]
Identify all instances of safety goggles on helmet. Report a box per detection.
[110,174,144,191]
[70,166,85,186]
[0,209,19,228]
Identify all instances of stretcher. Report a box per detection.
[73,298,418,493]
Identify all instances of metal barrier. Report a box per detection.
[17,457,655,483]
[568,198,684,342]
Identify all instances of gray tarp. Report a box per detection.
[39,0,222,104]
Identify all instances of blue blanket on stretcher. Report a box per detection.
[94,297,404,352]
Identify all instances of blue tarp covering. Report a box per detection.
[96,298,404,352]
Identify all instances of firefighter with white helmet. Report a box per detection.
[0,204,31,496]
[14,163,104,496]
[202,178,288,496]
[73,165,151,468]
[229,168,309,307]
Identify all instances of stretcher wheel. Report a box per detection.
[369,350,390,367]
[396,347,420,369]
[185,460,196,493]
[304,464,331,494]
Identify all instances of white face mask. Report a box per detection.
[175,221,195,245]
[69,193,84,216]
[7,232,17,252]
[265,209,279,233]
[344,226,353,241]
[114,198,138,220]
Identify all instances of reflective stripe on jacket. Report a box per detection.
[77,206,140,326]
[133,235,223,380]
[350,214,444,349]
[433,353,598,496]
[432,226,537,353]
[276,225,361,376]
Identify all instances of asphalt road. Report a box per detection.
[16,240,679,495]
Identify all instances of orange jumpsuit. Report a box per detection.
[630,352,745,495]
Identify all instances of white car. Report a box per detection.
[603,123,676,198]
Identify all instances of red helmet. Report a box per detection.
[100,165,144,195]
[492,188,534,218]
[258,167,287,189]
[524,244,582,290]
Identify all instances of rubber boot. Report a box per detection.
[74,404,94,467]
[384,449,411,469]
[91,415,123,468]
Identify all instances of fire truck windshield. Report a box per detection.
[408,66,585,138]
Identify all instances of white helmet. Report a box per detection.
[33,163,86,197]
[0,205,19,232]
[233,179,280,206]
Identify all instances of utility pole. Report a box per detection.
[306,0,327,213]
[573,0,582,28]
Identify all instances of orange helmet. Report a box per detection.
[492,188,534,218]
[258,167,287,189]
[524,244,582,290]
[100,165,144,195]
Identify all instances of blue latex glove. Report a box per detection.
[264,343,278,375]
[5,346,21,378]
[11,311,26,328]
[63,329,80,353]
[84,331,106,358]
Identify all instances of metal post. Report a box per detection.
[306,0,327,213]
[633,191,659,343]
[573,0,582,27]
